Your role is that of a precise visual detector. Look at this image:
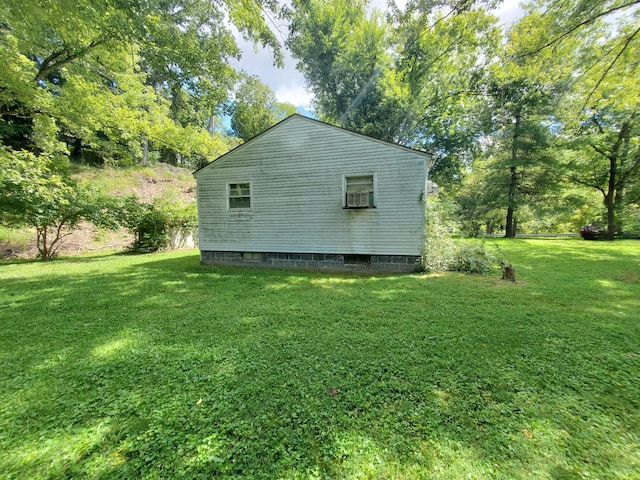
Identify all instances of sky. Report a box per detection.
[230,0,525,111]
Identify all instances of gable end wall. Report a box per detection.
[196,116,428,263]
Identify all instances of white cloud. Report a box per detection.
[275,85,314,109]
[233,32,312,108]
[495,0,525,26]
[369,0,408,11]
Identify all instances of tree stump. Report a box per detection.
[501,264,516,282]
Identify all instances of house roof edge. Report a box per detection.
[193,114,435,176]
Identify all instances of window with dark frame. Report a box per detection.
[345,175,374,208]
[228,182,251,209]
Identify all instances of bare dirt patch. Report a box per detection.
[2,224,134,260]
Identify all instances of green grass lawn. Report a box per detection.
[1,239,638,479]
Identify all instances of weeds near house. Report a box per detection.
[423,199,503,274]
[450,242,504,274]
[422,199,456,272]
[0,239,638,478]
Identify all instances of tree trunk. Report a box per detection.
[72,138,83,160]
[614,184,624,235]
[505,167,517,238]
[36,226,48,259]
[601,118,631,240]
[614,120,632,235]
[605,142,617,241]
[605,190,616,240]
[142,136,149,165]
[486,222,494,235]
[505,112,520,238]
[36,224,66,260]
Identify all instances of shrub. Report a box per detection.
[421,199,456,273]
[422,198,505,274]
[450,242,504,274]
[0,149,125,259]
[131,204,169,251]
[123,198,197,251]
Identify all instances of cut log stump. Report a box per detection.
[501,264,516,282]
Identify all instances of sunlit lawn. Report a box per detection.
[0,239,638,479]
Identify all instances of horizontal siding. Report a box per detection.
[196,116,428,256]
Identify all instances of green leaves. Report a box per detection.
[114,196,198,252]
[1,0,286,165]
[0,149,169,258]
[287,0,401,140]
[283,0,637,235]
[287,0,501,177]
[230,75,296,141]
[0,149,98,258]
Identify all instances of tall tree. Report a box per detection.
[0,0,284,163]
[230,76,296,140]
[481,77,560,237]
[522,0,640,238]
[562,41,640,238]
[287,0,501,186]
[287,0,406,141]
[391,1,501,182]
[467,7,577,237]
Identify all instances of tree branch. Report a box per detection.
[617,153,640,185]
[35,39,107,83]
[589,142,610,159]
[0,108,47,118]
[567,174,606,194]
[589,113,606,134]
[582,26,640,110]
[610,118,633,161]
[524,0,640,56]
[627,191,640,204]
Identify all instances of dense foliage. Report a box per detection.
[0,148,122,258]
[230,76,296,141]
[422,198,504,273]
[124,198,198,252]
[0,0,284,166]
[0,0,290,256]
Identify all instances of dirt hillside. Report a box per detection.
[1,163,197,260]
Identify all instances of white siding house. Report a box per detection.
[194,114,434,272]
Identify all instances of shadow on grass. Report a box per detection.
[0,246,638,478]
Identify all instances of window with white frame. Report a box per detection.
[344,175,375,208]
[228,182,251,210]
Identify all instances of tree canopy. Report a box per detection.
[0,0,284,165]
[230,75,296,141]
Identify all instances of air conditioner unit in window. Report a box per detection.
[347,192,370,207]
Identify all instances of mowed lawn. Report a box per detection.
[0,239,638,479]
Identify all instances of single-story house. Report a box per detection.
[194,114,435,272]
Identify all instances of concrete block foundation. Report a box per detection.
[200,251,421,273]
